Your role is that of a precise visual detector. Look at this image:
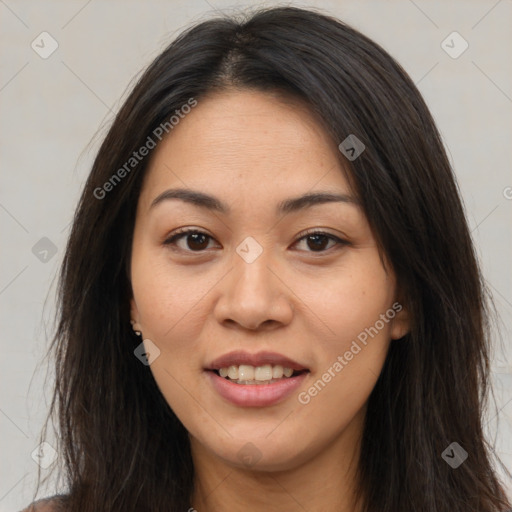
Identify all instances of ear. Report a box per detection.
[130,297,139,323]
[389,302,410,340]
[130,298,143,335]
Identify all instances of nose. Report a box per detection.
[213,246,294,331]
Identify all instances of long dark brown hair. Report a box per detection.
[32,6,511,511]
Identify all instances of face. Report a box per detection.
[130,89,409,472]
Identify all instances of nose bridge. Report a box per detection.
[232,235,277,304]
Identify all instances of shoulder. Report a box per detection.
[18,495,67,512]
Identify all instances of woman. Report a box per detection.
[22,6,511,512]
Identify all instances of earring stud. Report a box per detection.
[130,320,142,336]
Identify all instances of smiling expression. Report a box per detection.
[129,88,409,471]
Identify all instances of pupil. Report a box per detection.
[188,233,208,250]
[308,234,327,251]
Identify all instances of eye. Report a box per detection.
[163,228,348,254]
[292,229,348,253]
[163,228,217,252]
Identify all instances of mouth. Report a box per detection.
[210,364,309,385]
[204,351,310,407]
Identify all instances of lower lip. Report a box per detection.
[205,370,308,407]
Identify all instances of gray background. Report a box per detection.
[1,0,511,509]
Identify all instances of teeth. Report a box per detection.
[238,364,254,380]
[272,365,284,378]
[227,365,238,380]
[216,364,299,381]
[254,364,273,381]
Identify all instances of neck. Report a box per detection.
[190,407,365,512]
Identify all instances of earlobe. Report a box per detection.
[390,306,410,340]
[130,298,143,336]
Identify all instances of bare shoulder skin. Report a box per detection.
[19,496,65,512]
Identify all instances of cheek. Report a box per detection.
[130,249,209,409]
[130,244,226,361]
[293,252,395,419]
[295,250,396,348]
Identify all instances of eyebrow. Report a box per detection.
[149,187,358,215]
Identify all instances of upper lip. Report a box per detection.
[206,350,309,371]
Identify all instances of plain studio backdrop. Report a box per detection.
[1,0,511,509]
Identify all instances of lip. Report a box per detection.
[206,350,308,371]
[205,369,309,407]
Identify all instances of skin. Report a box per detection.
[130,89,409,512]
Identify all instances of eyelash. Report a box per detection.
[163,228,349,255]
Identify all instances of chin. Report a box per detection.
[197,428,315,472]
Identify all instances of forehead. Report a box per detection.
[139,89,353,209]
